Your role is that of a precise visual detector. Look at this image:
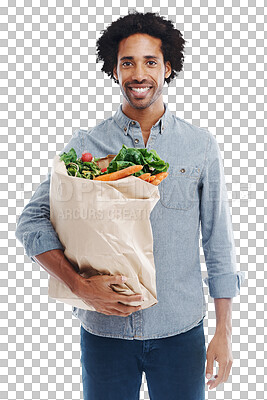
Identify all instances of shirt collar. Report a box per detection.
[113,102,172,136]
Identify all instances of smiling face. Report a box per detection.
[113,33,172,111]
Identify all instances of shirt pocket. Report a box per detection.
[159,165,201,210]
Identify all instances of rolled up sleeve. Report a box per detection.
[15,130,83,263]
[200,132,246,298]
[15,171,65,262]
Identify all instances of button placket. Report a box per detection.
[146,136,152,147]
[146,128,159,149]
[130,122,144,147]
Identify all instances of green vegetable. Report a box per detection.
[59,148,102,179]
[60,148,77,164]
[107,145,169,177]
[59,145,169,180]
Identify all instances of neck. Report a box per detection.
[122,97,165,133]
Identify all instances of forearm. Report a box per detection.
[214,298,233,336]
[33,249,82,294]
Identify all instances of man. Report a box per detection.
[15,11,245,400]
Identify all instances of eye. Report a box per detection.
[121,60,157,67]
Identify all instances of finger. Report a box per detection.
[96,307,123,316]
[206,375,217,389]
[205,355,214,380]
[222,360,233,384]
[217,362,228,384]
[108,307,129,316]
[115,293,144,303]
[208,363,227,389]
[115,303,142,313]
[108,305,141,317]
[96,309,113,315]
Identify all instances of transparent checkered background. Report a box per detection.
[1,1,266,399]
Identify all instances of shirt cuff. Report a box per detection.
[203,271,246,298]
[22,231,65,262]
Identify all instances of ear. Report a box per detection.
[165,61,172,79]
[113,65,118,81]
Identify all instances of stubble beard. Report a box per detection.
[121,84,164,110]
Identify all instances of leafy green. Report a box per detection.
[60,148,77,164]
[107,145,169,177]
[59,148,102,179]
[59,144,169,180]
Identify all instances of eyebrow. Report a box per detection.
[120,56,160,61]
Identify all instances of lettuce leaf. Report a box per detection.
[107,145,169,176]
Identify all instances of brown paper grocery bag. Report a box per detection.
[48,155,160,311]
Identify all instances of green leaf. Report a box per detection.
[59,144,169,180]
[106,145,169,175]
[60,148,77,164]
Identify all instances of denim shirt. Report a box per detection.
[15,103,245,340]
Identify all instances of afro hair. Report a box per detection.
[96,10,188,85]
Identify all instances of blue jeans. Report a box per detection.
[80,319,206,400]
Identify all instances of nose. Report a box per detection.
[130,62,149,82]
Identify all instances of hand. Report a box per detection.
[206,331,233,390]
[73,274,144,317]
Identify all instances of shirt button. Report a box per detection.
[131,121,136,125]
[124,127,127,132]
[134,138,139,144]
[180,168,186,173]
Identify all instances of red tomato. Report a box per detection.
[81,152,93,162]
[101,167,107,172]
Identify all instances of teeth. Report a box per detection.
[131,87,150,93]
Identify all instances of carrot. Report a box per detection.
[148,175,157,183]
[138,173,151,181]
[93,165,143,181]
[154,172,169,181]
[150,172,169,185]
[144,176,152,182]
[151,179,161,186]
